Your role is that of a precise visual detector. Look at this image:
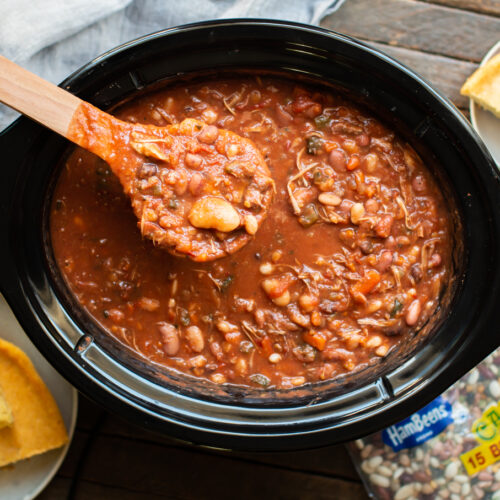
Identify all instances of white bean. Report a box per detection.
[489,380,500,399]
[444,461,459,479]
[188,196,240,232]
[369,473,390,488]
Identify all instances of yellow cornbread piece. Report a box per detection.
[0,387,13,429]
[0,338,68,467]
[461,53,500,118]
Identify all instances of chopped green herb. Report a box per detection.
[314,114,330,129]
[55,199,64,211]
[305,135,323,155]
[249,373,270,387]
[239,340,254,353]
[103,310,109,319]
[179,308,190,326]
[219,274,234,293]
[313,169,323,182]
[390,298,404,318]
[168,198,179,209]
[201,314,213,324]
[298,203,319,227]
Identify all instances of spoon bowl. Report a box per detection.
[0,56,274,261]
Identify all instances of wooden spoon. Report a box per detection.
[0,56,274,262]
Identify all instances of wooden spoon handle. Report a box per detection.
[0,55,82,137]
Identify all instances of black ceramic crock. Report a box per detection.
[0,20,499,451]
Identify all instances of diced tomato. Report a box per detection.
[303,331,327,351]
[351,269,381,301]
[260,335,274,356]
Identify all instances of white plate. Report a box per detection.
[469,40,500,168]
[0,293,78,500]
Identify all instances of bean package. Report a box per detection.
[348,348,500,500]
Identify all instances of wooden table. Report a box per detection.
[40,1,499,498]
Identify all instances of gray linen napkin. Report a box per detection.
[0,0,345,130]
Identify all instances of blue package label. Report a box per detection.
[382,396,454,451]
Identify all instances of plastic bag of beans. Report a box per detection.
[348,348,500,500]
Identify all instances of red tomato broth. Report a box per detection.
[50,76,454,390]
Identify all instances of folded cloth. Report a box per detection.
[0,0,345,130]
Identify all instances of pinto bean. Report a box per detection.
[358,239,373,255]
[188,172,204,195]
[405,299,421,326]
[159,323,179,356]
[364,198,379,213]
[210,341,224,361]
[185,325,204,352]
[377,250,393,273]
[412,174,427,192]
[429,253,442,267]
[197,124,219,144]
[185,152,203,169]
[375,214,394,238]
[410,263,423,282]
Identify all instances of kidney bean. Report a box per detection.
[329,149,347,170]
[356,133,371,147]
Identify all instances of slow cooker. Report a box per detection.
[0,20,499,451]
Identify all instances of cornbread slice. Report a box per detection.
[0,338,68,467]
[0,386,13,429]
[461,53,500,118]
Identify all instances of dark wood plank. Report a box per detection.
[422,0,500,16]
[75,394,106,432]
[70,396,360,481]
[74,434,367,500]
[40,477,168,500]
[367,40,477,109]
[322,0,500,62]
[38,476,72,500]
[95,412,359,481]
